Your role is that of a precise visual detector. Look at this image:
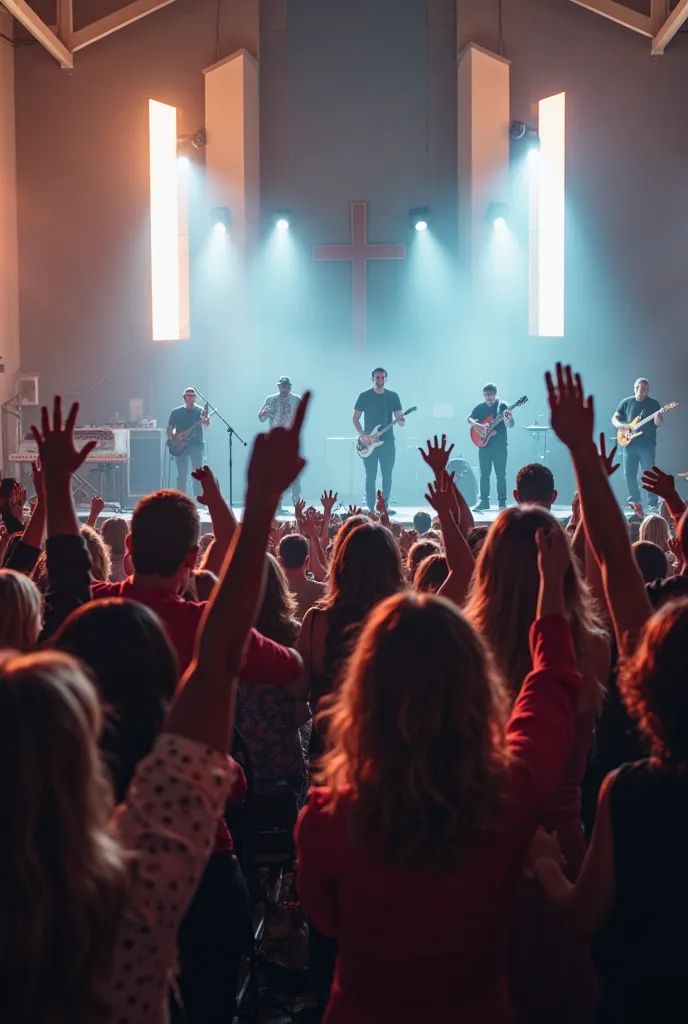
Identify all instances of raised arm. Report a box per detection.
[427,471,475,606]
[641,466,685,522]
[192,465,238,573]
[165,393,311,755]
[86,494,105,529]
[546,364,651,653]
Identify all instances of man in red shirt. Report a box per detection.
[93,474,304,692]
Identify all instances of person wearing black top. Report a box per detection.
[167,387,211,497]
[467,383,514,511]
[352,368,405,512]
[611,378,663,511]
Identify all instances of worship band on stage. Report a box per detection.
[165,372,675,515]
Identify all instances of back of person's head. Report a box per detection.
[196,531,215,567]
[316,591,510,868]
[413,510,432,535]
[324,522,404,617]
[468,525,489,557]
[0,477,15,504]
[130,489,200,578]
[100,516,128,556]
[466,505,602,692]
[514,463,557,508]
[620,598,688,768]
[192,568,218,602]
[279,532,310,570]
[639,513,670,551]
[407,539,440,578]
[0,649,128,1023]
[633,540,668,583]
[255,552,299,645]
[0,569,42,650]
[422,529,442,543]
[331,514,368,562]
[81,525,112,582]
[52,598,178,801]
[413,553,449,594]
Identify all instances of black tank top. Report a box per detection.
[595,760,688,1020]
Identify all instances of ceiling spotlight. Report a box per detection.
[176,129,206,158]
[273,210,291,231]
[190,129,207,150]
[510,120,540,155]
[409,207,430,232]
[487,201,509,227]
[211,206,231,232]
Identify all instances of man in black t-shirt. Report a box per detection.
[467,383,514,511]
[612,378,663,511]
[353,368,405,511]
[167,387,211,496]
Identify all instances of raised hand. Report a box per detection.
[321,490,338,515]
[536,526,571,583]
[641,466,676,501]
[247,392,310,504]
[419,434,454,476]
[598,434,619,478]
[425,470,456,515]
[90,494,105,518]
[545,363,594,452]
[295,498,306,521]
[9,481,26,521]
[668,535,684,568]
[30,397,97,482]
[628,501,645,520]
[192,465,223,507]
[570,492,581,527]
[31,459,46,505]
[347,504,363,517]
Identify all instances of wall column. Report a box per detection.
[0,9,20,469]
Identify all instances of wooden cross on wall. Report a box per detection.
[314,202,406,356]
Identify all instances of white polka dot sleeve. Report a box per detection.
[102,733,239,1024]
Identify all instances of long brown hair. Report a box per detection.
[465,506,606,694]
[316,592,511,868]
[255,552,300,646]
[0,650,129,1023]
[619,599,688,769]
[81,525,112,583]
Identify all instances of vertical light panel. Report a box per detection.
[149,99,189,341]
[530,92,566,337]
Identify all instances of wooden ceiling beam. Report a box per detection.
[652,0,688,54]
[69,0,177,52]
[57,0,72,42]
[0,0,73,67]
[567,0,653,37]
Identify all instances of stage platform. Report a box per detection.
[78,502,574,531]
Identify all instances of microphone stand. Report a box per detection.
[193,387,247,507]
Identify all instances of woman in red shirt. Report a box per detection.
[295,527,582,1023]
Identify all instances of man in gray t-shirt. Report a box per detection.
[258,376,302,505]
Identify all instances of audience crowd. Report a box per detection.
[0,365,686,1024]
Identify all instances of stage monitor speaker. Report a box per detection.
[448,458,477,508]
[127,429,164,503]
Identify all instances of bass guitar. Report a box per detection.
[616,401,678,448]
[356,407,417,459]
[470,396,528,448]
[167,403,209,456]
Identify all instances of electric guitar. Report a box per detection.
[616,402,678,448]
[356,407,417,459]
[167,403,209,456]
[470,396,528,448]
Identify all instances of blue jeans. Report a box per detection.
[623,445,656,506]
[175,445,203,496]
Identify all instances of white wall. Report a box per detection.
[0,10,20,466]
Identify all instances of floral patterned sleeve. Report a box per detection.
[102,733,240,1024]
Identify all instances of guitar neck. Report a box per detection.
[634,407,665,429]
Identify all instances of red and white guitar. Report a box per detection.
[356,407,417,459]
[470,395,528,448]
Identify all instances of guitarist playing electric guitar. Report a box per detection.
[612,377,664,512]
[468,383,516,512]
[353,368,405,513]
[166,386,211,497]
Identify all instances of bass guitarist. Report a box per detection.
[468,383,514,511]
[612,377,663,512]
[167,387,211,496]
[353,368,405,513]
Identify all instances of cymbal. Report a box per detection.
[523,424,550,431]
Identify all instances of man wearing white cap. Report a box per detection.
[258,376,303,505]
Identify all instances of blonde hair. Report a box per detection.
[100,516,129,557]
[0,650,129,1023]
[316,592,511,868]
[81,525,112,582]
[639,514,670,552]
[0,569,42,650]
[465,506,606,695]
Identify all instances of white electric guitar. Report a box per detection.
[356,406,417,459]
